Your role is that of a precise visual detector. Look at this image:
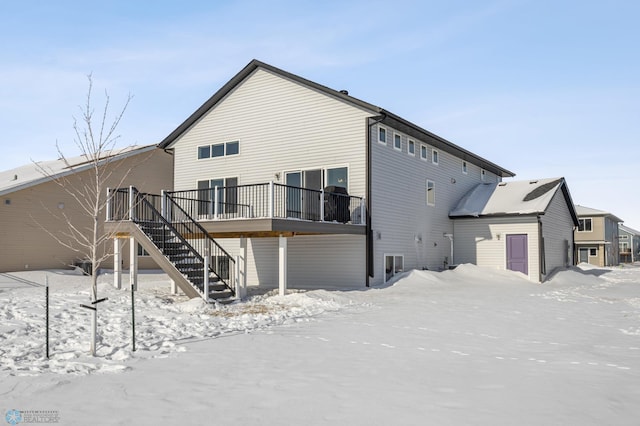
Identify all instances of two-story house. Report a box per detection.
[574,205,622,267]
[107,60,519,301]
[618,224,640,263]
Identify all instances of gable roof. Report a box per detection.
[619,223,640,236]
[450,177,578,224]
[575,205,623,223]
[0,145,157,197]
[158,59,515,178]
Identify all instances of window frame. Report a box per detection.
[408,139,416,156]
[211,143,225,158]
[197,145,211,160]
[383,253,405,283]
[589,247,598,257]
[462,161,468,174]
[225,141,240,156]
[426,179,435,206]
[431,148,439,165]
[378,126,387,145]
[578,218,593,232]
[393,133,402,151]
[481,169,486,181]
[420,144,428,161]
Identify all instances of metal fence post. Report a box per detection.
[213,186,219,219]
[203,246,210,302]
[128,186,135,221]
[361,197,366,225]
[269,181,274,218]
[105,187,111,221]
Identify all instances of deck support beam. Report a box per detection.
[278,234,288,296]
[113,237,122,289]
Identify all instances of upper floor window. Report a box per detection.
[462,161,468,174]
[426,180,435,206]
[408,140,415,156]
[432,149,439,165]
[198,141,240,159]
[481,169,486,181]
[394,133,402,151]
[578,218,593,232]
[420,145,428,160]
[378,126,387,144]
[198,145,211,159]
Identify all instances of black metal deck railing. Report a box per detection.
[164,182,365,225]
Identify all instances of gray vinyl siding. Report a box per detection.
[540,190,575,276]
[452,216,540,281]
[172,68,370,198]
[369,124,501,285]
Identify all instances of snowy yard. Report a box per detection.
[1,264,639,425]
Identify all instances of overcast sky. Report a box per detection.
[1,1,638,227]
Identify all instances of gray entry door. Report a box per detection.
[506,234,528,275]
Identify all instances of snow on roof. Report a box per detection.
[0,145,156,197]
[450,177,565,217]
[575,205,623,223]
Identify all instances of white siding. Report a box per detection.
[452,216,540,281]
[369,124,501,285]
[540,190,575,276]
[170,68,372,289]
[172,68,370,197]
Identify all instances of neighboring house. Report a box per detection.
[106,59,515,301]
[449,178,578,282]
[0,145,173,273]
[618,224,640,263]
[574,205,622,267]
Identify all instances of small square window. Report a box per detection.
[394,133,402,151]
[212,143,225,157]
[420,145,428,160]
[226,141,239,155]
[408,140,415,156]
[198,145,210,159]
[578,218,593,232]
[462,161,468,174]
[589,248,597,256]
[378,126,387,144]
[432,149,439,165]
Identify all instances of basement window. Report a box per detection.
[384,254,404,283]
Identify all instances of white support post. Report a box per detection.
[128,186,135,221]
[269,181,274,218]
[203,247,210,302]
[320,188,325,222]
[278,234,287,296]
[106,187,111,221]
[113,237,122,289]
[361,197,366,225]
[170,279,178,295]
[129,236,138,291]
[213,186,220,219]
[237,236,247,299]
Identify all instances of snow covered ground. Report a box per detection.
[1,264,639,425]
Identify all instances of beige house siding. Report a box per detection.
[0,148,173,272]
[575,214,619,267]
[172,68,370,197]
[453,216,540,281]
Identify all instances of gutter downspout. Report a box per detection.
[538,215,545,282]
[444,233,454,266]
[365,114,386,287]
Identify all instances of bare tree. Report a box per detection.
[36,75,132,356]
